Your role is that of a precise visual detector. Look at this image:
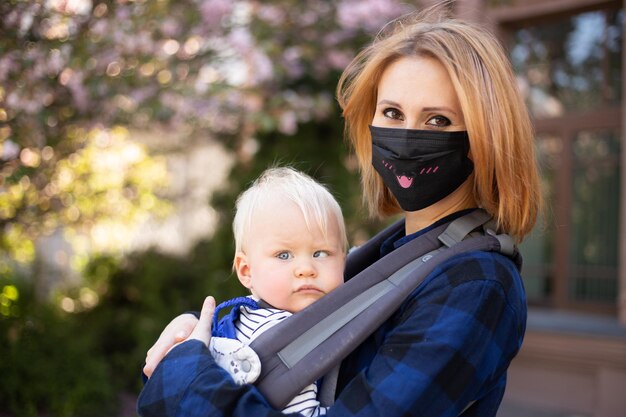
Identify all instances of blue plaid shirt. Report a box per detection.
[138,215,527,417]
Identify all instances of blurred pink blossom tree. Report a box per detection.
[0,1,415,415]
[0,0,412,269]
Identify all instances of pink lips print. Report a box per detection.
[381,159,439,189]
[397,175,414,188]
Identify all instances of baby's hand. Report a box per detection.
[209,337,262,385]
[188,296,216,347]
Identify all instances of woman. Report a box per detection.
[139,6,541,417]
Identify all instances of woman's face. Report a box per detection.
[371,56,466,131]
[370,55,476,227]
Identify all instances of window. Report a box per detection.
[508,5,623,313]
[569,130,620,304]
[510,9,622,117]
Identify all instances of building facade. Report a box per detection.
[432,1,626,416]
[420,0,626,417]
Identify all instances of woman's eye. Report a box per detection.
[426,115,451,127]
[313,250,329,258]
[276,252,292,260]
[382,108,404,121]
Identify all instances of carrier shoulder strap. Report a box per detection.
[249,209,518,409]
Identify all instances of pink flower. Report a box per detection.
[256,4,286,26]
[199,0,233,28]
[336,0,411,33]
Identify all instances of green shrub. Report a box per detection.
[0,280,117,417]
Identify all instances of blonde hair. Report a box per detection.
[233,167,348,258]
[336,4,541,241]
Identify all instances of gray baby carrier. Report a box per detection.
[249,209,520,409]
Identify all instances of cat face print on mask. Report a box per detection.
[370,125,474,212]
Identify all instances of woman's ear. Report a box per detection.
[233,251,252,289]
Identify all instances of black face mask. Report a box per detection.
[370,125,474,212]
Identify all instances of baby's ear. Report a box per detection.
[233,252,252,289]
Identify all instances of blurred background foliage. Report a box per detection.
[0,0,412,416]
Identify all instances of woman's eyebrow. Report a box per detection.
[422,106,458,116]
[376,99,402,107]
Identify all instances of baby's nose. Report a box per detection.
[295,261,316,278]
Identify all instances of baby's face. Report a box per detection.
[235,199,345,313]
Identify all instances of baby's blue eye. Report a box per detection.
[313,250,329,258]
[276,252,291,260]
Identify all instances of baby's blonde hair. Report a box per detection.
[233,167,348,259]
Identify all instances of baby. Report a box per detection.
[208,166,347,417]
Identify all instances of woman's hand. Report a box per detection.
[143,297,217,378]
[143,312,200,378]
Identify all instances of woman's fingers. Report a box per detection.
[189,296,216,347]
[143,313,199,378]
